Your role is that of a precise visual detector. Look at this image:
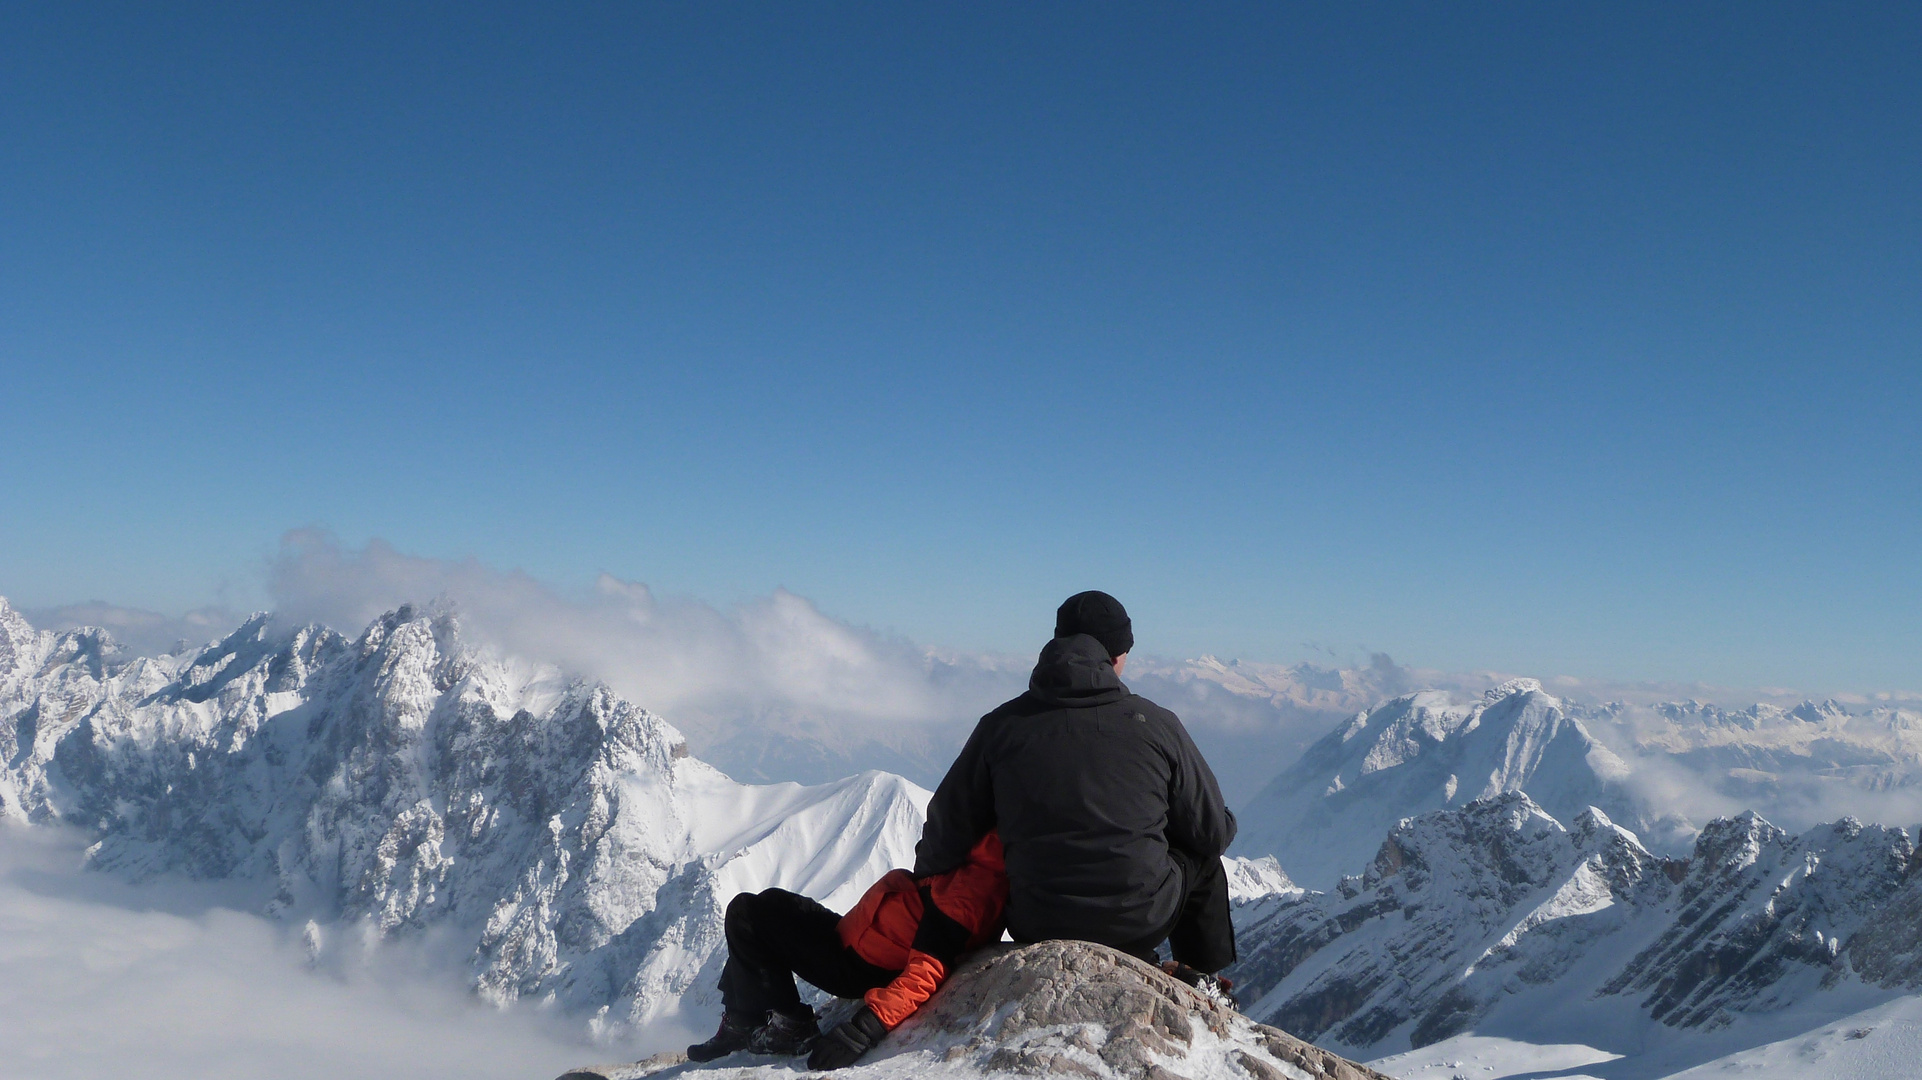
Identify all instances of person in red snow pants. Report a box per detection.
[686,830,1007,1070]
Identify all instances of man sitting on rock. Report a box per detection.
[688,831,1008,1069]
[914,591,1238,997]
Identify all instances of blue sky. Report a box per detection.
[3,3,1918,692]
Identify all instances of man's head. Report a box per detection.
[1055,591,1133,670]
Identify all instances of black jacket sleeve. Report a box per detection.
[913,715,997,876]
[1158,709,1237,859]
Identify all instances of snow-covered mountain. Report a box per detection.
[1225,792,1922,1066]
[0,596,927,1032]
[1230,680,1658,889]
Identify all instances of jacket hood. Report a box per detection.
[1028,633,1128,708]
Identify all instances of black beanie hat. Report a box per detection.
[1055,590,1134,659]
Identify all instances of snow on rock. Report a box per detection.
[0,597,929,1031]
[1599,813,1914,1029]
[558,941,1393,1080]
[1569,696,1922,842]
[1578,697,1922,777]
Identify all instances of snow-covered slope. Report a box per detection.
[1663,992,1922,1080]
[0,596,928,1032]
[1223,854,1301,904]
[1225,792,1922,1065]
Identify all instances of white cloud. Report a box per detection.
[0,823,677,1080]
[266,529,1028,740]
[1572,701,1922,843]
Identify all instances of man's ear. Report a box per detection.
[1112,653,1128,674]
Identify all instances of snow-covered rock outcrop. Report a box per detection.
[0,596,928,1031]
[1225,791,1922,1059]
[559,940,1392,1080]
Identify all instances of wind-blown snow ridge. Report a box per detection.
[0,595,928,1032]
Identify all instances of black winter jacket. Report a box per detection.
[913,633,1236,949]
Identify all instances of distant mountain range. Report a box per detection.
[1233,680,1922,890]
[8,593,1922,1076]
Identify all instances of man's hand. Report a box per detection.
[806,1005,889,1070]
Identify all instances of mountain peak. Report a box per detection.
[1484,677,1547,702]
[1233,684,1640,889]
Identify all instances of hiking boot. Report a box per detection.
[748,1008,820,1055]
[1162,961,1240,1010]
[687,1012,756,1062]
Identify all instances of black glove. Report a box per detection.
[806,1005,889,1070]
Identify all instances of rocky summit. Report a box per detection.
[559,940,1388,1080]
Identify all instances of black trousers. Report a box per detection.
[719,888,898,1020]
[1118,848,1237,974]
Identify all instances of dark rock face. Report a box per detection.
[1848,862,1922,987]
